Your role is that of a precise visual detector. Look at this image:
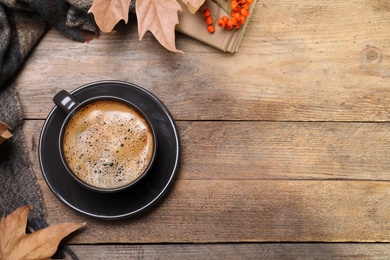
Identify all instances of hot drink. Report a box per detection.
[62,100,155,190]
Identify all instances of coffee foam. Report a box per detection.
[62,100,154,189]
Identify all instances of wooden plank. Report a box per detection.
[67,243,390,260]
[40,179,390,243]
[23,120,390,181]
[179,121,390,180]
[14,0,390,121]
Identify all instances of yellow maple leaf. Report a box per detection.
[88,0,206,53]
[0,206,86,260]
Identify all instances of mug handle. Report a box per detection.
[53,90,79,114]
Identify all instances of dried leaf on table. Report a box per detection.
[136,0,183,53]
[181,0,206,13]
[88,0,206,52]
[0,120,12,145]
[0,206,86,260]
[88,0,134,33]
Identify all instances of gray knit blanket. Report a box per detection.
[0,0,100,258]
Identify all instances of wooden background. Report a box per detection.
[13,0,390,258]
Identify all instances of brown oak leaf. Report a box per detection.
[0,206,86,260]
[88,0,206,53]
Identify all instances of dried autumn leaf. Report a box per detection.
[181,0,206,14]
[0,120,12,145]
[88,0,133,32]
[136,0,183,53]
[0,206,86,260]
[88,0,202,52]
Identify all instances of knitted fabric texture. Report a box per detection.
[0,84,48,231]
[0,0,99,86]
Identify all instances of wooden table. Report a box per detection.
[16,0,390,258]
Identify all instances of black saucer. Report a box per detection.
[39,81,180,220]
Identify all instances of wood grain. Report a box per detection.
[23,122,390,243]
[13,0,390,255]
[23,120,390,181]
[40,179,390,243]
[67,243,390,260]
[14,0,390,121]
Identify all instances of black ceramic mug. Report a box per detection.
[53,90,157,193]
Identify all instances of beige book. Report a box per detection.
[176,0,257,53]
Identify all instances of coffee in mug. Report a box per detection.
[54,91,156,192]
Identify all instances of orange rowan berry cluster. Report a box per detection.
[219,0,254,30]
[203,8,215,33]
[203,0,254,33]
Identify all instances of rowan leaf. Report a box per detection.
[0,206,86,260]
[136,0,183,53]
[88,0,133,33]
[181,0,206,14]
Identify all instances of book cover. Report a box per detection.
[176,0,257,53]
